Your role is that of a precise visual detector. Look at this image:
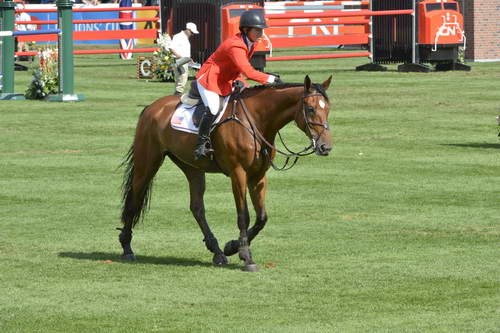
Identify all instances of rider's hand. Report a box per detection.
[233,80,245,89]
[273,76,284,85]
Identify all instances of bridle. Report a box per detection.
[300,92,330,151]
[220,88,330,171]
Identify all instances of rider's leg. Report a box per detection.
[194,81,220,160]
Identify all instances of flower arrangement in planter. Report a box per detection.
[152,33,176,82]
[25,48,59,100]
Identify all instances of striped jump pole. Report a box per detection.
[0,30,61,37]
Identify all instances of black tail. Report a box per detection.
[120,145,155,228]
[120,108,155,228]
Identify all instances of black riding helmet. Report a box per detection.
[239,10,268,29]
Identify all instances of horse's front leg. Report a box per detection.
[224,176,268,257]
[230,169,258,272]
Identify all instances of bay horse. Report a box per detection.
[120,75,333,271]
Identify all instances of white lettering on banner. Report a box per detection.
[308,26,341,36]
[319,25,331,35]
[74,23,100,32]
[281,19,348,37]
[105,22,121,31]
[74,22,120,32]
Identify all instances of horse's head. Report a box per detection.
[295,75,333,156]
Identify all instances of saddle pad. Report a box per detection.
[171,96,230,134]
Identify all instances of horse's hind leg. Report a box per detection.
[224,176,268,257]
[167,155,228,266]
[120,141,165,261]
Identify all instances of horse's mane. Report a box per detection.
[240,82,329,101]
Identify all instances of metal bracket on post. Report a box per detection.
[47,0,84,102]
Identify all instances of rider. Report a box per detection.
[193,10,281,160]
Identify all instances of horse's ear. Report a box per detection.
[322,75,332,90]
[304,75,312,92]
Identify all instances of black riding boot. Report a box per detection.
[194,110,216,160]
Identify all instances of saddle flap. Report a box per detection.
[181,80,201,106]
[191,105,206,128]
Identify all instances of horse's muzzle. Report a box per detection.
[315,142,332,156]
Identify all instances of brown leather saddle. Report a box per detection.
[182,81,226,128]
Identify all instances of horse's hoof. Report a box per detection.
[223,240,239,256]
[212,253,229,266]
[122,253,136,261]
[243,264,259,272]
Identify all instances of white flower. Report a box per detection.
[156,33,172,52]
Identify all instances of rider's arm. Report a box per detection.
[227,45,276,84]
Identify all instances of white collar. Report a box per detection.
[243,35,254,50]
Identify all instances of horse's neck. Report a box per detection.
[250,87,302,139]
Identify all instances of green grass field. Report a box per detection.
[1,48,499,332]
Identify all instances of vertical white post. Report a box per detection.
[412,0,416,64]
[369,0,374,62]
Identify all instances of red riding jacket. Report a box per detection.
[196,33,271,96]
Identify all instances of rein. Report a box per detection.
[221,88,327,171]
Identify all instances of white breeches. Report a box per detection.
[196,80,220,116]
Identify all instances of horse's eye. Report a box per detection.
[306,106,315,114]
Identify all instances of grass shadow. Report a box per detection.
[58,251,241,270]
[441,143,500,149]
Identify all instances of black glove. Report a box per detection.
[233,80,245,89]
